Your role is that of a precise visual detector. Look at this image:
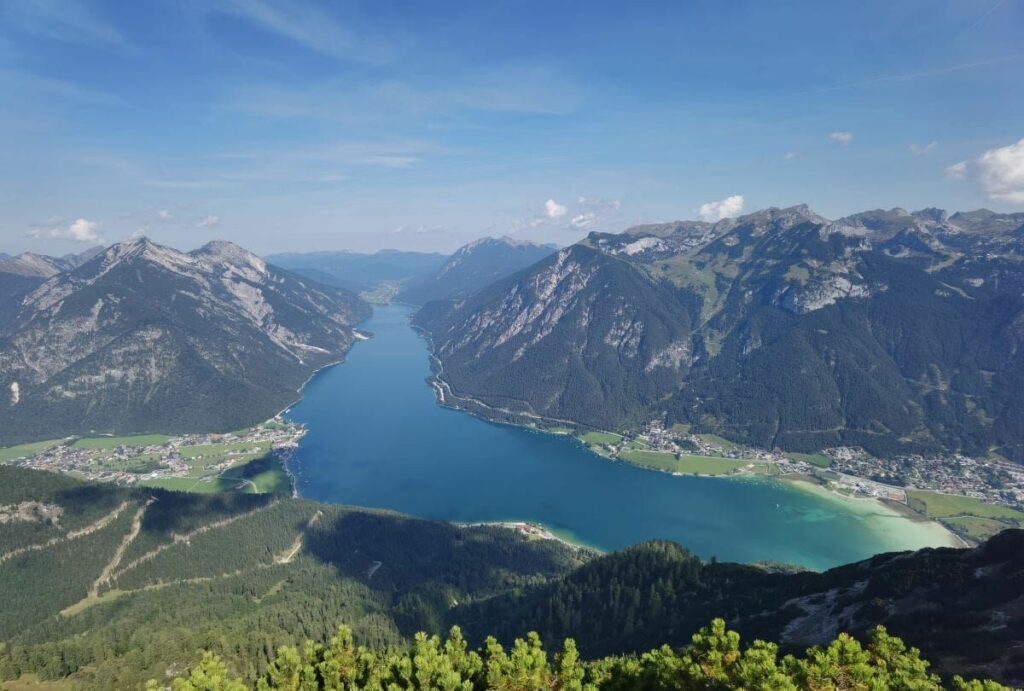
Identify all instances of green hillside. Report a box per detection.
[1,467,1021,689]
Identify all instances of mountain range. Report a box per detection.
[396,236,556,304]
[414,206,1024,461]
[0,247,104,326]
[0,238,369,445]
[266,249,446,293]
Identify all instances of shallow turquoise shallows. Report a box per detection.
[286,304,955,570]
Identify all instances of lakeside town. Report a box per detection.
[0,419,304,493]
[568,418,1024,542]
[622,419,1024,509]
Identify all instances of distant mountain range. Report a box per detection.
[396,236,557,305]
[267,238,557,306]
[414,206,1024,462]
[0,247,104,326]
[0,238,369,445]
[0,246,103,278]
[266,249,446,293]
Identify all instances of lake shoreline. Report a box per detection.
[456,520,602,554]
[416,337,969,551]
[286,303,965,570]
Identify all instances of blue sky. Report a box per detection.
[1,0,1022,255]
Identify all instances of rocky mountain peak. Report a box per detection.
[192,240,268,277]
[735,204,828,230]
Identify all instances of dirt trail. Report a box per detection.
[62,506,320,617]
[275,509,321,564]
[109,500,279,582]
[0,501,130,565]
[89,498,156,597]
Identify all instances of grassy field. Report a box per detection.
[222,457,292,494]
[696,433,742,451]
[618,450,749,476]
[906,489,1024,541]
[0,439,64,463]
[142,456,291,495]
[177,441,265,460]
[2,674,76,690]
[906,490,1024,521]
[579,431,623,445]
[941,515,1014,541]
[784,452,832,468]
[71,434,171,450]
[544,426,574,435]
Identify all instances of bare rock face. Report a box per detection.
[414,244,695,429]
[0,238,369,444]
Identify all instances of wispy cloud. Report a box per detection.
[798,54,1023,96]
[909,141,938,155]
[225,64,581,123]
[0,68,126,109]
[829,131,854,145]
[197,215,221,228]
[945,161,968,180]
[208,0,391,63]
[1,0,122,46]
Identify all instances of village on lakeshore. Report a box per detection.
[545,418,1024,543]
[3,412,1024,544]
[0,419,303,495]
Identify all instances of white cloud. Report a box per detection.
[197,215,221,228]
[156,209,173,220]
[909,141,938,155]
[828,131,854,145]
[29,218,102,243]
[570,212,598,229]
[976,137,1024,203]
[697,195,744,222]
[945,161,968,180]
[545,199,567,218]
[784,152,798,160]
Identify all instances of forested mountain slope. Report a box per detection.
[1,468,1020,688]
[397,237,556,305]
[415,206,1024,460]
[0,467,585,689]
[413,244,694,429]
[0,239,370,445]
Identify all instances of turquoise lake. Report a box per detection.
[286,304,956,570]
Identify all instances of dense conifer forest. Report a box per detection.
[2,467,1022,688]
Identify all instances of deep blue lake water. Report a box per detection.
[286,304,954,570]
